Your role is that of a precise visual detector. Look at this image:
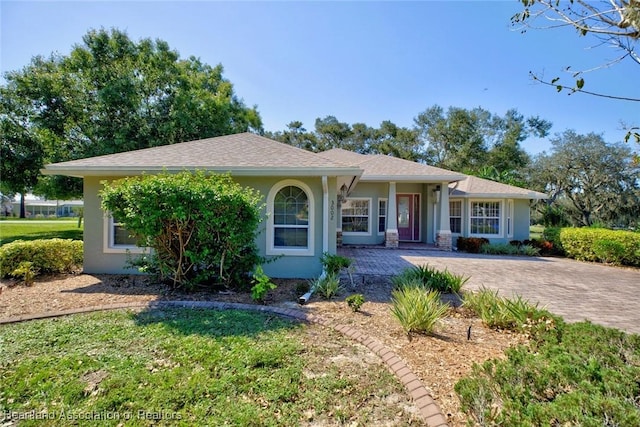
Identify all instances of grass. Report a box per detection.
[0,308,416,426]
[0,219,83,245]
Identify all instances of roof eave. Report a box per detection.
[360,174,465,182]
[41,166,363,178]
[452,192,548,200]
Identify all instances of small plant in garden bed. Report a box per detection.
[391,285,449,339]
[320,252,354,287]
[250,265,277,303]
[391,264,468,294]
[462,286,561,338]
[310,273,343,300]
[345,293,365,312]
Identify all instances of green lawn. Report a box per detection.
[0,219,83,245]
[0,308,418,426]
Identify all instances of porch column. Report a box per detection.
[436,181,452,251]
[385,181,399,248]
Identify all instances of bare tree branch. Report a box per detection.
[530,71,640,101]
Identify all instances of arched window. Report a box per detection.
[266,180,314,256]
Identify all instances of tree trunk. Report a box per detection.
[19,193,26,219]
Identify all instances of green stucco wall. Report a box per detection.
[82,175,338,279]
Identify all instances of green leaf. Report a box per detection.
[576,78,584,89]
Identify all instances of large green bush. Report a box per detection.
[559,227,640,267]
[0,239,83,278]
[100,171,263,289]
[455,321,640,426]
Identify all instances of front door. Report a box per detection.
[397,194,420,241]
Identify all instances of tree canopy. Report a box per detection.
[528,130,640,227]
[268,106,551,180]
[0,28,262,203]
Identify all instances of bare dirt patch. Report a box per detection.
[0,274,524,426]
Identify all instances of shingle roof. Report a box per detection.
[317,149,465,182]
[451,175,548,199]
[43,133,361,177]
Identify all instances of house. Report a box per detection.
[42,133,547,278]
[9,198,83,218]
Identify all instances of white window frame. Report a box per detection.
[507,199,514,239]
[266,179,315,257]
[103,214,146,254]
[377,198,388,235]
[341,197,372,236]
[468,200,503,238]
[449,199,462,235]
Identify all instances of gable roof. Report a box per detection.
[42,133,361,178]
[317,149,465,182]
[450,175,547,199]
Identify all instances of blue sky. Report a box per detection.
[1,1,638,155]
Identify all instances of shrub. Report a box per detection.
[320,252,352,275]
[526,238,557,256]
[311,273,343,300]
[456,321,640,426]
[0,238,83,278]
[543,227,564,254]
[391,286,448,338]
[250,265,277,303]
[559,227,640,266]
[463,287,560,337]
[456,237,489,253]
[480,243,540,256]
[345,294,365,312]
[391,264,468,294]
[100,171,263,289]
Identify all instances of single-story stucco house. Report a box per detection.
[42,132,547,278]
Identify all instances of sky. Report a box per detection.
[1,1,638,156]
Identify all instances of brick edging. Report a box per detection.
[0,301,449,427]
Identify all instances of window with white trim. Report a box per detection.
[104,214,144,253]
[449,200,462,234]
[273,186,309,247]
[378,199,387,234]
[342,198,371,234]
[266,180,314,256]
[470,201,501,236]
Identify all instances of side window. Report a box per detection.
[378,199,387,234]
[449,200,462,234]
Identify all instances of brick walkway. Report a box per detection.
[339,247,640,335]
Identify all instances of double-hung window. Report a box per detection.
[470,201,501,236]
[341,198,371,234]
[449,200,462,234]
[378,199,387,234]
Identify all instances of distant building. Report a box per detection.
[10,198,84,218]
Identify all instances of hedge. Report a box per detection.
[559,228,640,267]
[0,239,83,278]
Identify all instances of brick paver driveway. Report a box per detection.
[339,247,640,335]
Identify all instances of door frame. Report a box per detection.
[396,193,421,242]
